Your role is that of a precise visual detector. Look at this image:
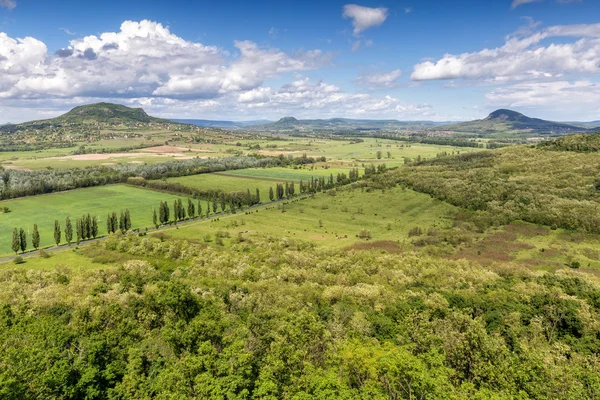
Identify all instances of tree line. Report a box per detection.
[10,210,131,254]
[0,153,325,200]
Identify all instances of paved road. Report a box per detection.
[0,193,309,264]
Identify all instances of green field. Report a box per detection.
[0,185,196,256]
[161,185,458,249]
[221,166,362,181]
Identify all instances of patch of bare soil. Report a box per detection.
[452,231,534,264]
[504,222,550,237]
[141,145,215,153]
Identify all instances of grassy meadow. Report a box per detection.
[0,185,196,256]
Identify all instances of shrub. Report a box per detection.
[39,249,51,258]
[13,256,25,264]
[358,230,372,239]
[408,227,423,237]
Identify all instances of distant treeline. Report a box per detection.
[372,134,486,149]
[72,144,158,155]
[0,142,75,152]
[0,154,323,200]
[538,132,600,152]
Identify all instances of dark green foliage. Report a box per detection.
[53,220,61,246]
[76,218,83,244]
[18,228,26,253]
[65,217,73,245]
[187,199,195,218]
[538,132,600,152]
[11,228,19,254]
[91,216,98,238]
[31,224,40,250]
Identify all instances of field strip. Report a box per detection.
[211,172,301,183]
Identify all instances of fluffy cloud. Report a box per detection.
[342,4,388,36]
[0,0,15,10]
[486,80,600,107]
[411,22,600,81]
[230,77,435,119]
[485,79,600,120]
[356,69,402,88]
[0,20,329,100]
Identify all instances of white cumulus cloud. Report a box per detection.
[411,22,600,81]
[0,20,330,100]
[342,4,388,36]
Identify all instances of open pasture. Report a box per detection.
[160,185,458,250]
[0,185,195,256]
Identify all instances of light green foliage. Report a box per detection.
[382,147,600,233]
[0,233,599,398]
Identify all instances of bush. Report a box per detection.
[408,227,423,237]
[13,256,25,264]
[358,230,372,239]
[39,249,51,258]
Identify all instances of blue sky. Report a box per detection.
[1,0,599,122]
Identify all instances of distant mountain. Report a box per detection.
[568,120,600,127]
[171,119,273,128]
[248,117,448,133]
[437,109,597,134]
[17,102,170,128]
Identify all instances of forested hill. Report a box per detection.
[436,109,596,134]
[538,132,600,152]
[9,103,171,129]
[374,143,600,233]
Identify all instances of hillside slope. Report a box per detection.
[17,103,169,128]
[437,109,595,135]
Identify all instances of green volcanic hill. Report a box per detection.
[437,109,596,135]
[19,102,169,127]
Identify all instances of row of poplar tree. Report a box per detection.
[152,194,262,227]
[10,209,132,254]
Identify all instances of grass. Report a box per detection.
[160,185,458,249]
[0,185,196,256]
[1,137,479,170]
[166,173,283,202]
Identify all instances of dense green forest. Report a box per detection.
[376,146,600,232]
[1,233,599,398]
[538,132,600,152]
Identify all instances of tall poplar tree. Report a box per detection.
[32,224,40,250]
[54,220,61,246]
[187,199,195,218]
[91,216,98,238]
[11,228,19,254]
[76,218,83,244]
[65,217,73,245]
[19,228,26,253]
